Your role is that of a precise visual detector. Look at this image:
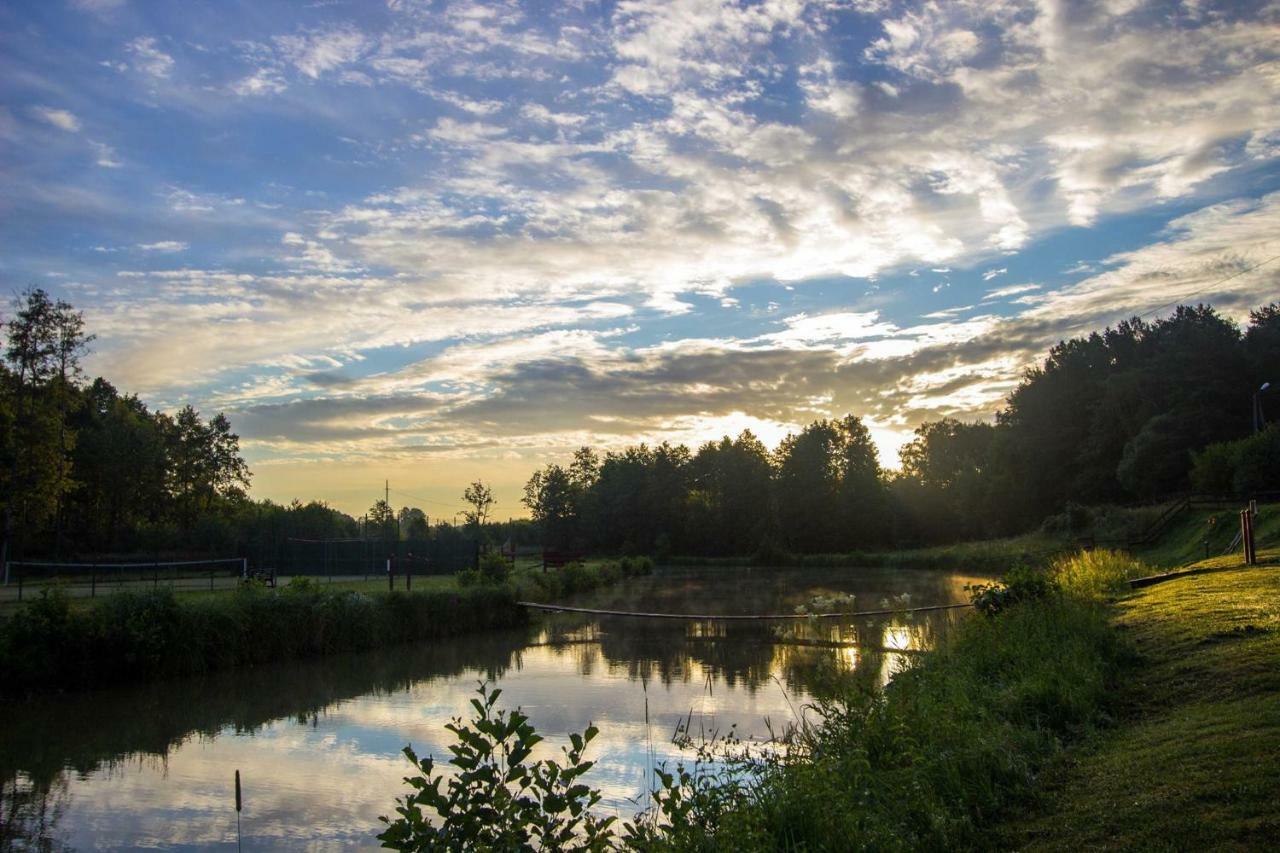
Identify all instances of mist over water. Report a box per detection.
[1,566,989,851]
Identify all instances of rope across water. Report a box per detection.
[516,601,973,621]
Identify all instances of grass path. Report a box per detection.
[996,549,1280,851]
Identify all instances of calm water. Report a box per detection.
[1,565,989,851]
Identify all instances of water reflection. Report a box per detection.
[0,566,986,851]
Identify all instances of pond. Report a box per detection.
[0,565,990,851]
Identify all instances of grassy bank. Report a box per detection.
[640,557,1130,850]
[993,549,1280,850]
[0,581,527,695]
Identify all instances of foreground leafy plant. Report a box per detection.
[967,563,1058,616]
[379,683,616,851]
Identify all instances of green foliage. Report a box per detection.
[1051,548,1148,599]
[966,563,1059,617]
[479,550,511,584]
[0,584,526,693]
[284,575,323,594]
[510,557,652,603]
[462,480,496,529]
[379,683,615,851]
[1191,424,1280,496]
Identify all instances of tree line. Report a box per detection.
[3,289,1276,561]
[522,302,1280,556]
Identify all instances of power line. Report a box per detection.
[1135,251,1280,321]
[388,487,470,511]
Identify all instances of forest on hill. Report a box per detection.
[2,288,1278,561]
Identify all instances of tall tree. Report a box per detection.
[398,506,430,539]
[2,289,86,561]
[523,464,577,549]
[462,480,495,530]
[368,499,396,541]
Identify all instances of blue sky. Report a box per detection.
[2,0,1278,517]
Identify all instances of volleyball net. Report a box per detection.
[1,557,247,601]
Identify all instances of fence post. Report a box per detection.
[92,565,97,598]
[387,557,393,592]
[1240,509,1256,565]
[242,557,248,580]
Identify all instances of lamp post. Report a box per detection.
[1255,382,1271,434]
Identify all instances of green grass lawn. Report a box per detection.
[994,549,1280,851]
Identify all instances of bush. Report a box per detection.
[967,563,1059,617]
[479,550,512,584]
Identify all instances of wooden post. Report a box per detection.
[387,557,393,592]
[1240,509,1256,565]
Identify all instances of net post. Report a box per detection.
[387,557,393,592]
[242,557,248,580]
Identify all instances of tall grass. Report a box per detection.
[0,582,526,694]
[1051,548,1148,599]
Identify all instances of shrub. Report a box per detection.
[455,568,482,587]
[967,563,1059,617]
[284,575,322,594]
[479,550,512,584]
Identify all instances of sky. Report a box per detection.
[2,0,1279,520]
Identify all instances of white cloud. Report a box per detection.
[32,106,80,132]
[136,241,189,252]
[127,37,175,77]
[275,27,371,80]
[982,283,1039,301]
[90,140,121,168]
[231,69,287,97]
